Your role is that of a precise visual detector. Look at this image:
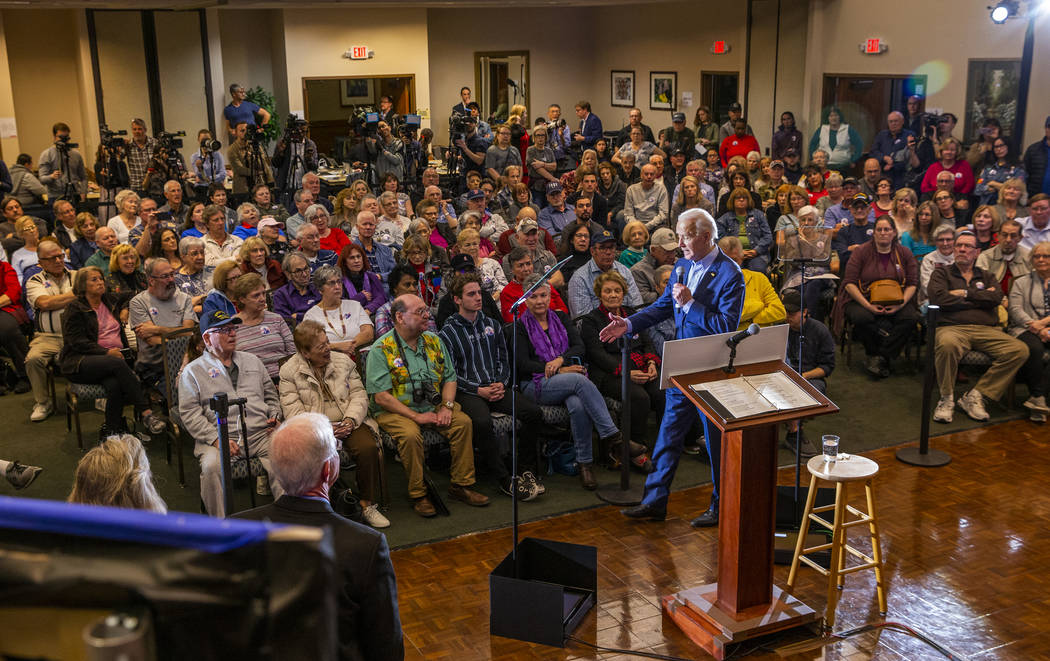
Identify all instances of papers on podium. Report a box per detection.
[690,371,820,420]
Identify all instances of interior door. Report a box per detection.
[701,72,740,126]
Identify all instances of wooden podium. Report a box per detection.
[662,359,838,659]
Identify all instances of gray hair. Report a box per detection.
[678,208,718,241]
[311,264,340,290]
[114,189,139,210]
[164,179,180,193]
[282,250,308,273]
[236,202,260,220]
[293,188,312,204]
[142,256,169,277]
[933,223,956,240]
[378,191,398,206]
[269,413,338,497]
[301,171,320,185]
[179,235,204,256]
[460,210,482,226]
[389,295,409,320]
[408,218,429,234]
[304,204,329,222]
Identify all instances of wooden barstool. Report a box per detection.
[786,454,886,630]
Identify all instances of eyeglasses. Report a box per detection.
[150,272,175,280]
[290,267,310,275]
[39,254,64,263]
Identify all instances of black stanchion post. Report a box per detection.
[897,305,951,466]
[596,334,644,505]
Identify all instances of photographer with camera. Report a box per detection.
[228,121,275,205]
[452,115,489,189]
[38,122,87,206]
[272,115,318,200]
[191,129,226,201]
[126,119,154,194]
[223,83,271,145]
[366,120,405,184]
[95,126,130,199]
[143,131,192,203]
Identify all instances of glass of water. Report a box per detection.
[822,435,840,462]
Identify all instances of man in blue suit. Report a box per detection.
[599,209,744,526]
[573,101,604,149]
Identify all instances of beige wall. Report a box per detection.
[280,7,430,127]
[3,9,91,163]
[427,8,595,144]
[94,11,151,140]
[156,11,209,137]
[218,9,276,103]
[0,12,18,161]
[588,2,748,140]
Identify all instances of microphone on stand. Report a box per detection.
[726,322,761,348]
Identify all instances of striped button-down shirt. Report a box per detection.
[438,311,509,395]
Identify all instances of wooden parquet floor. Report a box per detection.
[390,420,1050,660]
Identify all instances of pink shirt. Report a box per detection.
[95,303,123,351]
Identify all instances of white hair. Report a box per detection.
[678,208,717,241]
[269,413,338,496]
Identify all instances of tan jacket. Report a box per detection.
[278,351,379,435]
[975,244,1031,286]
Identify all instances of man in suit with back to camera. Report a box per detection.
[599,208,744,527]
[234,412,404,661]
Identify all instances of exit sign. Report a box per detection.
[710,40,730,54]
[349,45,369,60]
[860,38,887,54]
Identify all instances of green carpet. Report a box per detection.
[0,351,1027,550]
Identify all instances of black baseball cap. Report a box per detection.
[450,253,475,272]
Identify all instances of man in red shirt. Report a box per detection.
[719,118,761,167]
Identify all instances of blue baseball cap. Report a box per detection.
[200,309,242,335]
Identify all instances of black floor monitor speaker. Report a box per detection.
[774,484,835,568]
[489,537,597,648]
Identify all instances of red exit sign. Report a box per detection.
[349,45,369,60]
[710,40,730,54]
[862,38,886,54]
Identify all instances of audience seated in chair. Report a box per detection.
[68,433,167,513]
[230,272,296,380]
[59,266,165,439]
[366,294,489,518]
[439,272,549,501]
[129,257,196,403]
[832,216,920,378]
[718,235,785,330]
[511,273,622,491]
[278,323,389,529]
[566,228,642,317]
[783,289,836,457]
[928,231,1027,424]
[25,238,73,421]
[178,308,285,517]
[1007,240,1050,423]
[233,413,404,661]
[303,265,374,359]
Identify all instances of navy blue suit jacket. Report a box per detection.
[580,112,604,148]
[627,249,745,341]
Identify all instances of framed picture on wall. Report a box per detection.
[611,70,635,108]
[340,78,374,107]
[649,72,676,111]
[963,58,1021,141]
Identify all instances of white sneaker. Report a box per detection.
[958,389,990,422]
[256,475,272,496]
[362,504,391,528]
[933,395,954,423]
[30,401,53,422]
[1023,395,1050,413]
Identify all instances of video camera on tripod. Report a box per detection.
[199,135,222,155]
[99,124,127,150]
[448,111,473,144]
[54,133,79,151]
[284,114,311,142]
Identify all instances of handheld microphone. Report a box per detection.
[726,322,760,348]
[675,266,685,285]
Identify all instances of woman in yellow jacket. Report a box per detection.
[718,236,786,330]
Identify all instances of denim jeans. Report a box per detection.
[521,372,618,464]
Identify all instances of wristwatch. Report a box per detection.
[443,400,455,411]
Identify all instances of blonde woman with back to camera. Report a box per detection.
[68,434,167,513]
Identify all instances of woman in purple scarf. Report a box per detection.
[510,274,622,490]
[338,242,387,315]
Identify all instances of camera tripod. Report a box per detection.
[279,139,308,209]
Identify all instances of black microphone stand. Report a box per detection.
[508,254,573,571]
[209,392,253,515]
[596,334,644,506]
